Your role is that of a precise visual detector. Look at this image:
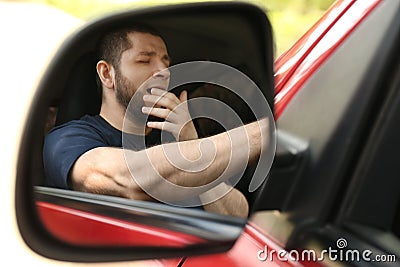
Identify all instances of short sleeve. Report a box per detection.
[43,121,108,189]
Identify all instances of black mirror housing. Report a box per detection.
[16,1,274,262]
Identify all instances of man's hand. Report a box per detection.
[142,89,198,141]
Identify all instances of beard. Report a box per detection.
[114,68,148,125]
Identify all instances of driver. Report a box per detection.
[43,25,270,218]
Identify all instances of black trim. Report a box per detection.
[253,129,309,211]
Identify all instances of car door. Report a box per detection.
[246,0,400,266]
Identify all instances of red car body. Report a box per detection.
[274,0,381,118]
[35,0,386,266]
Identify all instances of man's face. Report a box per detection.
[114,32,170,123]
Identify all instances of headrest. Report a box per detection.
[55,52,101,126]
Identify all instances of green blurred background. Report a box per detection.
[19,0,335,57]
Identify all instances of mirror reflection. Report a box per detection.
[35,5,275,248]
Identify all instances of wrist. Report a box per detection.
[178,122,198,141]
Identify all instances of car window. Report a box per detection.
[338,50,400,257]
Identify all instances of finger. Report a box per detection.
[179,90,188,103]
[149,88,168,96]
[142,106,170,119]
[151,88,180,105]
[143,94,179,110]
[147,121,176,133]
[149,88,168,95]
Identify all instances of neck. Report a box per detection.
[100,102,152,136]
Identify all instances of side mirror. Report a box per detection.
[16,1,274,262]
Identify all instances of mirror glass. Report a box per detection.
[22,2,275,258]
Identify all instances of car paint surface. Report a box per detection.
[274,0,381,119]
[181,223,306,267]
[37,201,205,247]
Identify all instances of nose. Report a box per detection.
[153,66,170,80]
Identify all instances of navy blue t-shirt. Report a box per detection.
[43,115,170,189]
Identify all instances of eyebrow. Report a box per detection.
[137,51,171,62]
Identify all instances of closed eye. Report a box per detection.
[136,58,151,64]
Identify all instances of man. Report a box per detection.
[43,26,269,218]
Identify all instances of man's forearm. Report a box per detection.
[127,118,269,201]
[200,183,249,218]
[71,118,269,203]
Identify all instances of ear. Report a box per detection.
[96,60,115,89]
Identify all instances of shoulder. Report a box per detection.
[47,115,109,139]
[45,115,122,149]
[44,115,101,151]
[43,115,112,189]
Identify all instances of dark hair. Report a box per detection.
[95,25,164,91]
[97,25,164,68]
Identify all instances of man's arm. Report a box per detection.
[70,118,269,215]
[200,183,249,218]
